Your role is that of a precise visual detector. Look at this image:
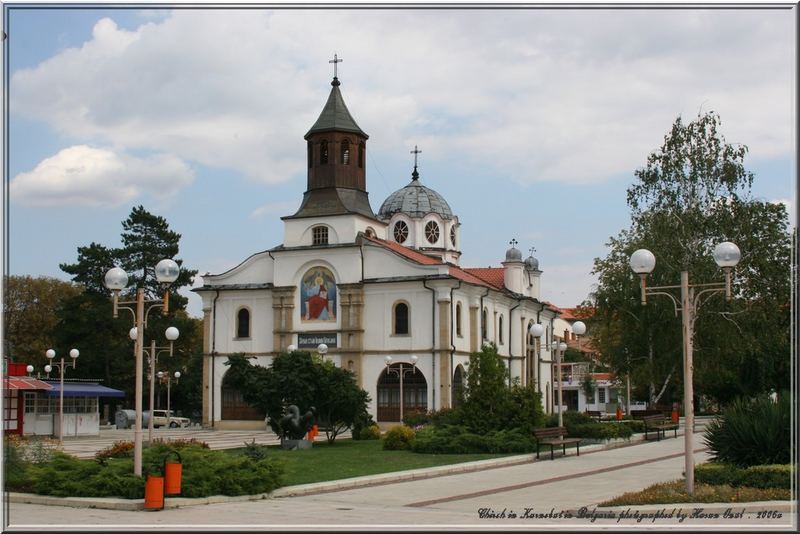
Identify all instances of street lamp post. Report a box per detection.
[630,241,740,495]
[156,371,181,424]
[104,259,180,477]
[383,355,418,422]
[317,343,328,360]
[133,326,179,442]
[44,348,79,443]
[550,341,568,428]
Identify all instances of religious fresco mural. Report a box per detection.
[300,267,337,323]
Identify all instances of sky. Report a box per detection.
[4,3,797,319]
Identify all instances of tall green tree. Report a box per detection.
[223,352,370,444]
[3,275,82,363]
[591,111,790,406]
[56,206,200,413]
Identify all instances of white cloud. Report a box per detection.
[10,145,194,207]
[10,9,795,189]
[250,200,299,219]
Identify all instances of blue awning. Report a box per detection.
[44,383,125,398]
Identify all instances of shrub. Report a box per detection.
[544,411,593,428]
[704,392,790,467]
[695,463,792,489]
[16,444,287,499]
[242,439,270,461]
[428,408,464,427]
[151,437,209,450]
[411,425,535,454]
[618,419,645,433]
[401,411,431,427]
[95,440,135,464]
[567,423,633,441]
[358,424,381,440]
[382,425,416,451]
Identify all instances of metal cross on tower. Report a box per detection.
[529,246,536,256]
[510,238,518,248]
[410,145,422,180]
[329,53,343,78]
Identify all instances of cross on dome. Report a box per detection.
[329,53,343,80]
[509,238,518,248]
[411,145,422,180]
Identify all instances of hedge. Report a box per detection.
[695,463,792,489]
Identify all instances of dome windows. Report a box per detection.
[425,221,440,244]
[320,141,329,165]
[450,225,456,247]
[393,220,409,243]
[341,140,350,165]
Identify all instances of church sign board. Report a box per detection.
[297,333,338,349]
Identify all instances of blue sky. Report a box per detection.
[5,5,796,318]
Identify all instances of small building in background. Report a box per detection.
[3,361,52,436]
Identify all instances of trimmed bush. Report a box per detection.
[382,425,416,451]
[358,424,381,440]
[11,444,286,499]
[695,463,792,489]
[402,411,431,427]
[703,392,790,467]
[411,425,535,454]
[95,440,135,464]
[567,423,633,441]
[618,419,645,433]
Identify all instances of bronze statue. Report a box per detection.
[278,405,317,440]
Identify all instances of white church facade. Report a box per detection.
[195,72,565,429]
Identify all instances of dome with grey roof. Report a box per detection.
[525,255,540,271]
[505,246,523,262]
[378,173,453,221]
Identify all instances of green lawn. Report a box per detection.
[229,439,516,487]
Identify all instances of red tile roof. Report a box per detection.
[363,236,496,290]
[462,268,505,289]
[363,235,442,265]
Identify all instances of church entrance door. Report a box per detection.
[376,363,428,422]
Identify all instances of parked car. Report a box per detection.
[143,409,191,428]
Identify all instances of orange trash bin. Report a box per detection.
[671,403,679,424]
[144,474,164,511]
[163,450,183,496]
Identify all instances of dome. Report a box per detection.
[505,247,523,261]
[525,255,539,271]
[378,176,453,221]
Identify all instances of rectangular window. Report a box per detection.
[313,226,329,245]
[598,388,606,403]
[24,392,37,413]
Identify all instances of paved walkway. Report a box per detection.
[4,429,795,531]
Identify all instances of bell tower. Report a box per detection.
[285,55,376,221]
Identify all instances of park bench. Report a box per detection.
[640,414,678,441]
[585,410,603,422]
[533,427,582,460]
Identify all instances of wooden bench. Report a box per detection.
[641,414,678,441]
[533,427,582,460]
[585,410,603,422]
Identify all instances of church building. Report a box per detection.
[195,70,563,428]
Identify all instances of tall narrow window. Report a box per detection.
[455,302,462,337]
[482,308,488,340]
[358,143,365,168]
[341,140,350,164]
[312,226,329,245]
[236,308,250,338]
[394,302,409,335]
[498,315,504,344]
[307,142,313,169]
[320,141,329,164]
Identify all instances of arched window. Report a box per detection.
[341,140,350,164]
[236,308,250,338]
[498,314,504,344]
[320,141,329,164]
[394,301,409,335]
[358,143,365,168]
[450,225,456,247]
[481,308,488,340]
[455,302,462,337]
[425,221,440,244]
[393,220,409,243]
[312,225,329,245]
[307,142,313,169]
